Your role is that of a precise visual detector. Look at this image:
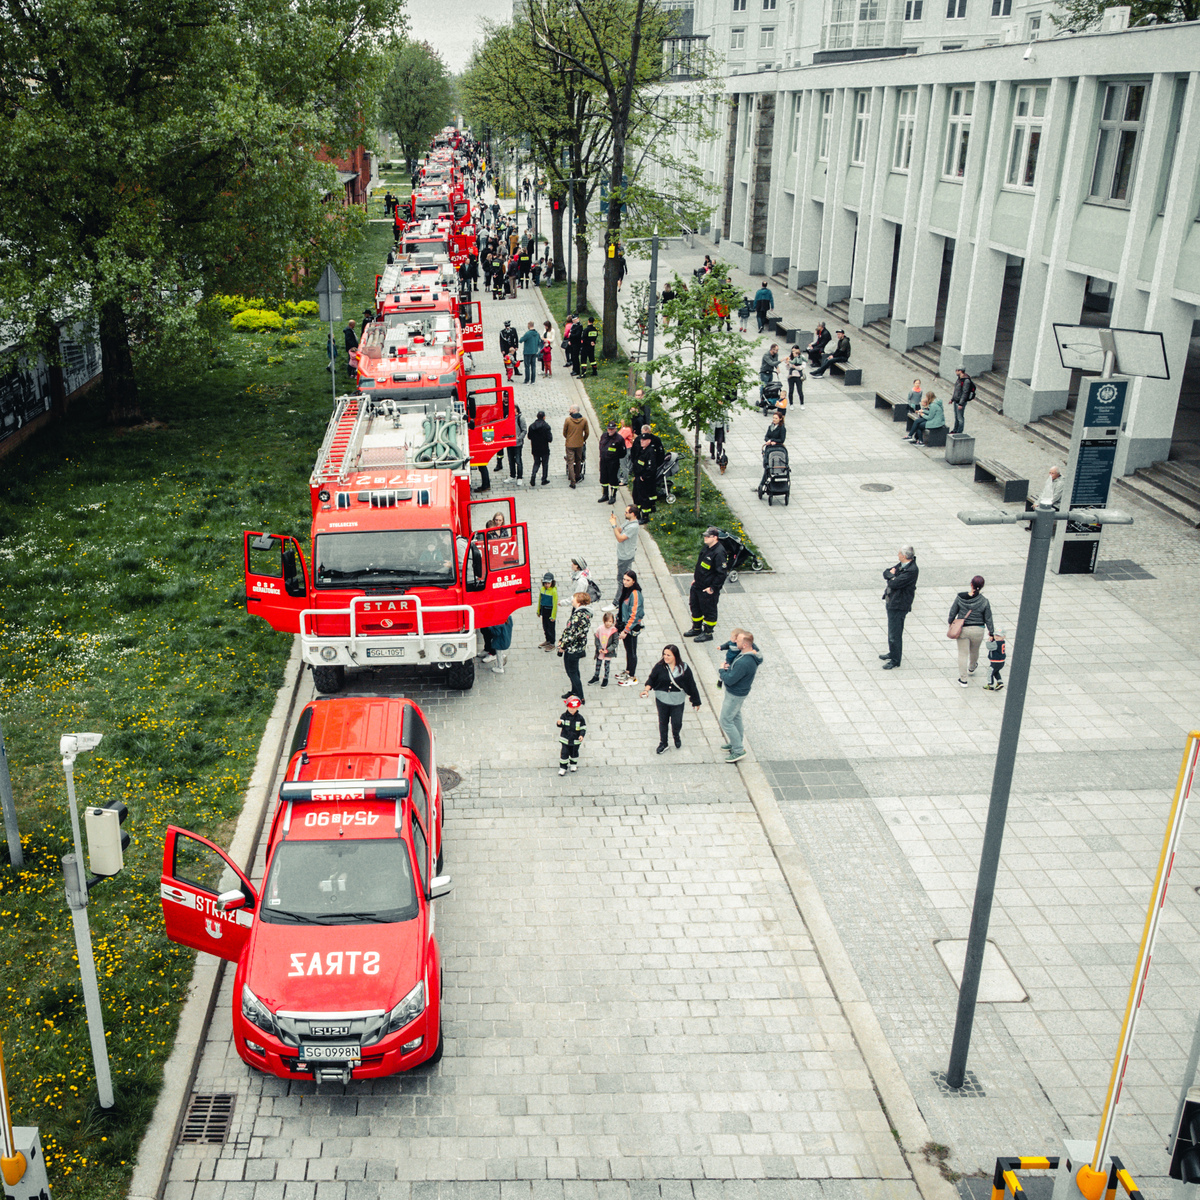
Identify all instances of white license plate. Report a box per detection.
[299,1043,361,1063]
[365,648,405,659]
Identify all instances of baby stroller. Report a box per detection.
[715,529,764,582]
[756,380,784,414]
[758,445,791,506]
[656,451,680,505]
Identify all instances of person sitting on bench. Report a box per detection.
[810,330,851,377]
[906,392,943,446]
[805,322,830,367]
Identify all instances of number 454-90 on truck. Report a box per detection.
[244,391,532,693]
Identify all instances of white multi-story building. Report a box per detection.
[653,17,1200,493]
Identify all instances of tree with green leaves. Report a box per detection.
[379,40,456,174]
[0,0,400,423]
[653,268,756,516]
[1052,0,1195,27]
[534,0,720,357]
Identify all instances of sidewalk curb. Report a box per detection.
[127,638,306,1200]
[533,284,957,1200]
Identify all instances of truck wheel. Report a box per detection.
[428,1016,444,1064]
[445,659,475,691]
[312,665,345,694]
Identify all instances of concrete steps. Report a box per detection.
[1125,460,1200,527]
[1026,408,1072,455]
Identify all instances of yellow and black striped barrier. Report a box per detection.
[989,1154,1145,1200]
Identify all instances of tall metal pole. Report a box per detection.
[644,232,660,391]
[946,503,1056,1088]
[60,742,114,1109]
[566,187,574,321]
[329,319,337,409]
[0,719,22,869]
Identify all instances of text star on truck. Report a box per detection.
[160,696,449,1083]
[243,389,531,693]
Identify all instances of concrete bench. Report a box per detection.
[828,360,862,387]
[905,412,948,447]
[875,390,913,422]
[974,457,1029,503]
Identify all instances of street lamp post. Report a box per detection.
[945,503,1133,1090]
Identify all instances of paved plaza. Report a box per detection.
[157,229,1200,1200]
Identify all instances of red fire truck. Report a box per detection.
[160,695,449,1081]
[243,391,531,693]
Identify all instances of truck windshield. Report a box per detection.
[416,202,449,218]
[260,838,419,925]
[315,530,455,588]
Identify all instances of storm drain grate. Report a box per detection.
[438,767,462,792]
[180,1093,235,1144]
[929,1069,986,1098]
[860,483,894,492]
[1092,559,1155,581]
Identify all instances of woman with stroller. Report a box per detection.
[758,413,787,498]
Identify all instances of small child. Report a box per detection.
[557,696,586,775]
[540,336,553,377]
[538,572,558,650]
[588,608,618,686]
[716,628,747,690]
[503,351,515,382]
[984,631,1007,691]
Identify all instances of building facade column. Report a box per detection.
[792,90,824,288]
[817,88,854,307]
[850,85,894,329]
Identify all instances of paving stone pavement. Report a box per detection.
[586,233,1200,1189]
[162,278,918,1199]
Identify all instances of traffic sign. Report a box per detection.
[317,265,344,323]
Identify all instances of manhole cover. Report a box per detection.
[181,1093,235,1144]
[438,767,462,791]
[860,483,894,492]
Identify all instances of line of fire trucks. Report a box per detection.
[242,129,530,697]
[156,131,521,1088]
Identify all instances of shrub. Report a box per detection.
[283,317,301,331]
[293,300,319,317]
[230,309,284,332]
[278,334,301,348]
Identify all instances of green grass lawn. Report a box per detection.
[536,281,764,574]
[0,223,394,1199]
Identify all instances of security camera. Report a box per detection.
[1023,44,1034,60]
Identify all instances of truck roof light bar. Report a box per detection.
[279,779,410,803]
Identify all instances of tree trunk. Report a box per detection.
[550,184,566,281]
[694,422,703,516]
[99,298,140,424]
[572,178,589,315]
[601,128,625,360]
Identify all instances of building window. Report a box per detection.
[791,93,802,154]
[760,25,775,47]
[1089,81,1147,205]
[946,0,966,16]
[763,0,777,8]
[893,88,917,171]
[851,90,871,165]
[943,87,973,178]
[733,0,747,9]
[1005,85,1047,188]
[818,91,833,160]
[904,0,923,16]
[941,41,963,47]
[1027,12,1041,36]
[730,26,746,48]
[990,0,1011,13]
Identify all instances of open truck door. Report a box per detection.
[244,531,309,634]
[460,301,483,354]
[464,373,515,464]
[462,501,531,628]
[160,826,256,964]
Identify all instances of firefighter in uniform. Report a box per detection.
[630,429,663,524]
[597,420,626,504]
[685,527,728,643]
[582,317,599,376]
[557,696,587,775]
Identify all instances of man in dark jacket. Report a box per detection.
[951,368,976,434]
[629,429,663,523]
[568,318,585,377]
[811,330,852,377]
[685,526,728,643]
[753,280,774,333]
[343,320,359,374]
[582,318,599,376]
[597,420,626,504]
[806,322,830,366]
[527,410,553,486]
[881,545,918,669]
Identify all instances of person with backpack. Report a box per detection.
[753,279,774,333]
[527,409,553,486]
[615,569,645,685]
[951,368,977,433]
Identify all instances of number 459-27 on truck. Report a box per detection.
[243,390,532,693]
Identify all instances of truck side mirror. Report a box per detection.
[429,875,453,899]
[217,890,247,912]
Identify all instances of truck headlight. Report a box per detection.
[320,646,338,662]
[385,981,426,1035]
[440,643,457,657]
[241,984,277,1036]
